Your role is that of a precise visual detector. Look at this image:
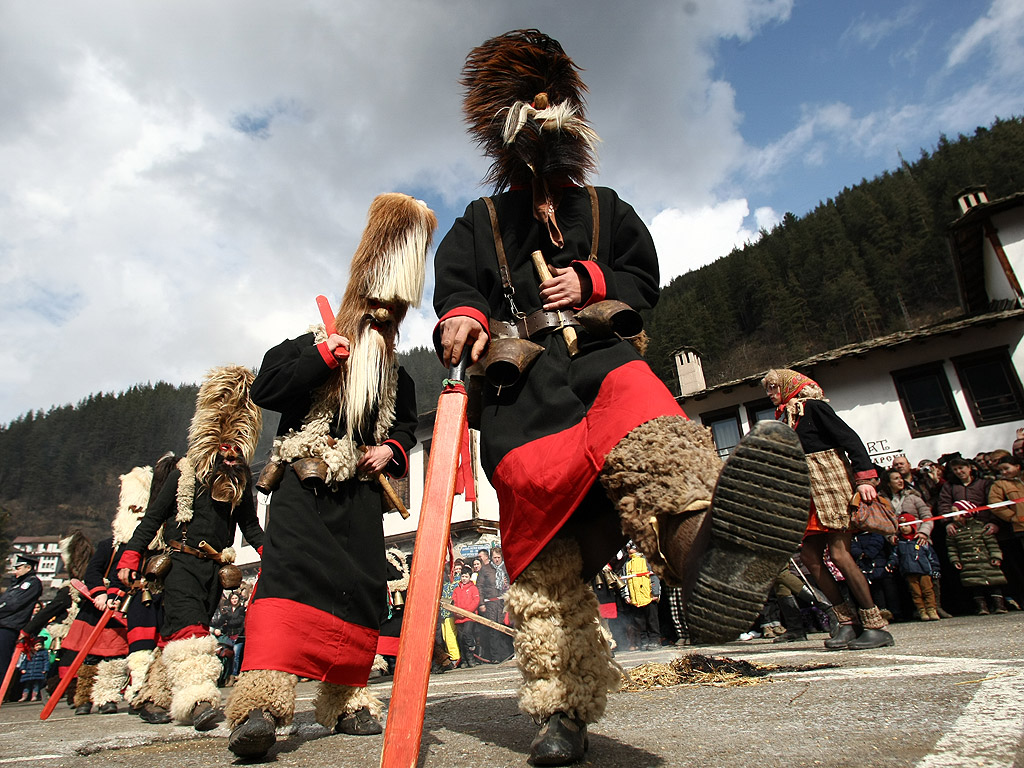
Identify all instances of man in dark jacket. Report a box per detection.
[0,554,43,677]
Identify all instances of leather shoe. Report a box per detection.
[74,703,92,715]
[97,702,118,714]
[138,702,172,724]
[228,709,277,758]
[335,707,382,736]
[191,701,223,731]
[846,628,895,650]
[529,712,588,766]
[824,623,858,650]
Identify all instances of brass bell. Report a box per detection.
[484,337,544,388]
[575,300,643,339]
[391,590,405,608]
[256,459,286,494]
[293,457,329,491]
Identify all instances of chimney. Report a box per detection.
[674,346,706,396]
[955,185,990,215]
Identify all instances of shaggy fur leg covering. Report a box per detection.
[371,654,389,674]
[313,683,384,729]
[224,669,298,729]
[135,649,172,709]
[125,650,155,707]
[73,664,98,709]
[161,635,221,723]
[92,657,129,706]
[506,538,622,725]
[600,416,720,585]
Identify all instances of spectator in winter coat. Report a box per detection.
[851,532,902,621]
[946,501,1008,615]
[988,455,1024,609]
[887,514,941,621]
[939,459,993,538]
[451,569,481,668]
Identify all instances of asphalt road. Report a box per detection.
[1,612,1022,768]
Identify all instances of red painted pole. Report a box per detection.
[380,359,469,768]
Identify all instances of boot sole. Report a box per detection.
[685,420,810,644]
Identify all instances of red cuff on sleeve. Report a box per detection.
[383,439,409,479]
[572,261,606,307]
[118,550,142,572]
[317,341,341,369]
[257,546,263,557]
[88,585,105,597]
[853,469,878,482]
[433,307,491,362]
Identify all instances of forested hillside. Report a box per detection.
[644,116,1024,390]
[3,116,1022,549]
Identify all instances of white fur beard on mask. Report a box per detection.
[342,326,387,439]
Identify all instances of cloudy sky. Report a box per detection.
[2,0,1022,422]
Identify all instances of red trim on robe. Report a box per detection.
[433,307,491,362]
[241,597,378,687]
[572,261,607,306]
[117,550,142,572]
[167,625,209,642]
[317,341,341,369]
[492,360,686,583]
[383,439,409,478]
[376,634,400,657]
[62,619,129,658]
[127,626,159,646]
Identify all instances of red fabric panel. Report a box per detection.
[242,597,378,687]
[493,361,686,583]
[167,625,209,642]
[62,620,128,658]
[376,634,400,657]
[127,626,159,646]
[598,603,618,620]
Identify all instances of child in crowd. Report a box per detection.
[887,514,941,621]
[946,500,1008,614]
[17,637,49,702]
[451,567,481,668]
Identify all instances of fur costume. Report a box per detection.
[161,634,222,723]
[313,682,384,727]
[132,648,172,711]
[227,194,432,758]
[224,669,298,728]
[73,663,97,709]
[506,538,621,724]
[92,657,129,707]
[124,648,155,706]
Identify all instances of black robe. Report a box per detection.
[242,332,418,686]
[433,185,684,582]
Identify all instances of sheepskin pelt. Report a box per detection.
[92,657,129,707]
[124,649,155,707]
[74,663,98,709]
[505,537,621,725]
[224,669,298,729]
[111,466,153,546]
[371,654,389,674]
[160,634,221,723]
[133,649,172,710]
[600,415,720,583]
[461,29,597,191]
[385,547,410,593]
[58,530,94,582]
[185,365,262,504]
[312,682,383,728]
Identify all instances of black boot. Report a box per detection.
[529,712,589,766]
[228,709,277,758]
[138,702,172,724]
[974,596,990,615]
[74,703,92,715]
[992,595,1008,614]
[97,702,118,714]
[335,706,383,735]
[824,623,858,650]
[191,701,223,731]
[847,627,895,650]
[773,595,808,643]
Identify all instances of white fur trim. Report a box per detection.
[92,658,130,706]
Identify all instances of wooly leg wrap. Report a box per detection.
[92,657,129,706]
[161,635,221,723]
[73,664,98,709]
[313,683,384,729]
[125,650,155,707]
[506,538,622,725]
[859,606,889,630]
[833,601,856,625]
[135,649,172,709]
[224,669,298,729]
[600,416,720,585]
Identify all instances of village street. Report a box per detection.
[1,612,1022,768]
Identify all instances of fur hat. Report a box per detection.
[111,466,154,545]
[461,29,599,192]
[58,530,94,581]
[186,365,262,484]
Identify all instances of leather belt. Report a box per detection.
[490,309,580,341]
[168,540,217,561]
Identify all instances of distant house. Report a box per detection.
[674,185,1024,466]
[8,536,63,586]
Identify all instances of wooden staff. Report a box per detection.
[531,250,578,356]
[380,354,469,768]
[439,600,515,637]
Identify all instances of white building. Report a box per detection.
[675,186,1024,465]
[8,536,63,586]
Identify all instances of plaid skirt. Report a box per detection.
[806,449,854,531]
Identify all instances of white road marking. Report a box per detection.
[0,757,63,764]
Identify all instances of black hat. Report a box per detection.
[15,553,40,568]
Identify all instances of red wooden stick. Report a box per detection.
[40,591,125,721]
[0,635,29,709]
[315,294,349,360]
[380,359,469,768]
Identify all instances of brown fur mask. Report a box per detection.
[462,29,598,191]
[187,365,262,506]
[58,530,94,582]
[326,193,436,439]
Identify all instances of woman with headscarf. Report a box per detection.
[762,369,894,650]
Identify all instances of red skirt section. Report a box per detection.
[376,634,400,657]
[599,603,618,620]
[242,597,378,687]
[62,618,128,658]
[492,360,685,583]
